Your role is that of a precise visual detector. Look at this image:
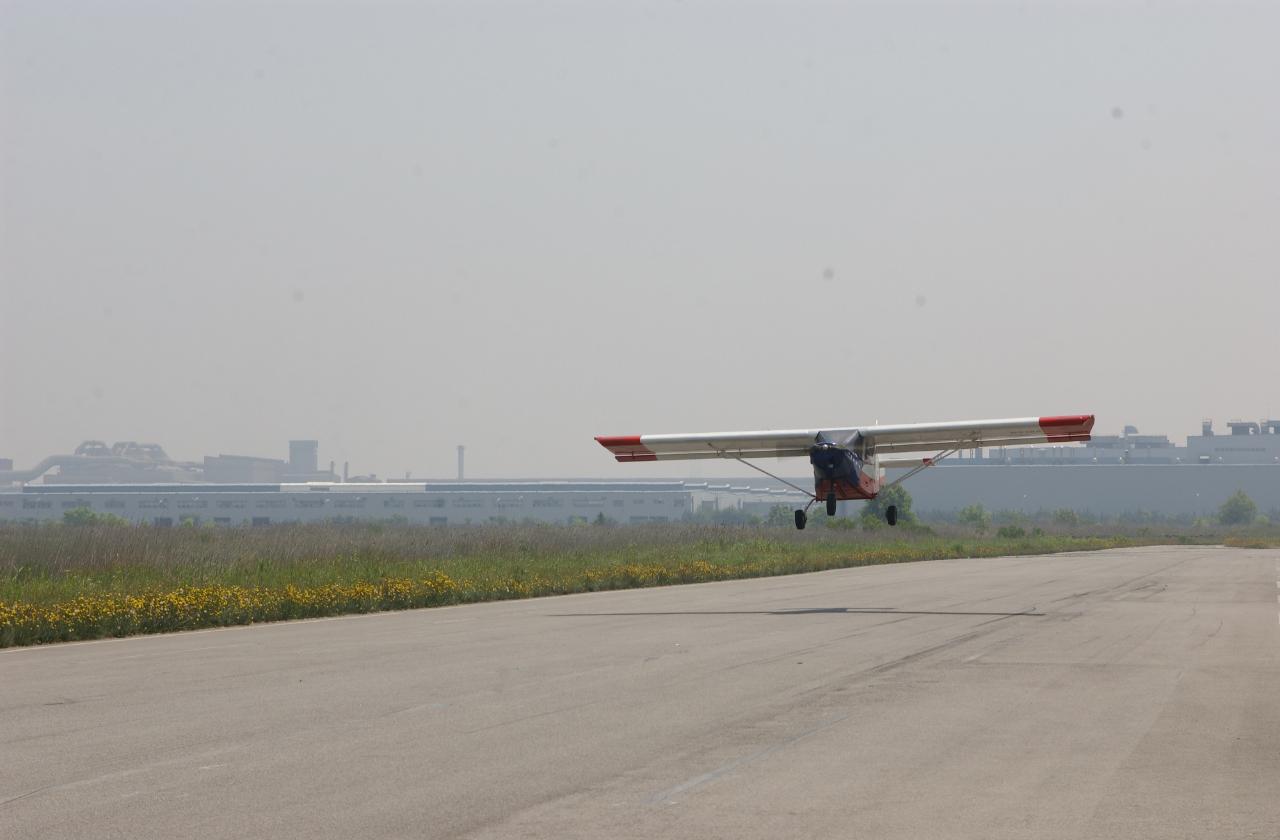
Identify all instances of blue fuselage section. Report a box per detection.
[809,443,878,500]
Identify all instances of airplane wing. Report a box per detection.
[858,415,1095,455]
[594,429,838,462]
[595,415,1093,462]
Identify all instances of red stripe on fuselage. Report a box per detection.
[1038,414,1095,443]
[816,471,880,501]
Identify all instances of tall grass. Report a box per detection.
[0,520,1250,647]
[0,520,1186,602]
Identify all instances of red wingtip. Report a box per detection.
[1039,414,1095,442]
[595,435,656,461]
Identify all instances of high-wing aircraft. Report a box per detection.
[596,415,1094,529]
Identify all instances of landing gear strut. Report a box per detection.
[796,490,841,528]
[794,494,822,530]
[886,505,898,527]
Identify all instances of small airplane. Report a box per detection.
[597,415,1094,529]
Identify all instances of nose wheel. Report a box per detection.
[826,492,838,517]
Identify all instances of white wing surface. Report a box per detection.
[594,430,833,462]
[596,415,1093,462]
[859,415,1095,455]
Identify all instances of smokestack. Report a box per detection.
[457,445,465,481]
[342,461,349,482]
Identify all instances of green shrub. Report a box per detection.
[62,507,129,527]
[861,485,916,525]
[1052,509,1081,527]
[958,504,991,533]
[765,505,794,528]
[1218,491,1258,525]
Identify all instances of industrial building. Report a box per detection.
[986,418,1280,465]
[2,418,1278,523]
[0,440,340,485]
[890,418,1280,516]
[894,463,1280,518]
[0,437,800,525]
[0,482,805,527]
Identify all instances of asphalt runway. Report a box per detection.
[3,545,1279,839]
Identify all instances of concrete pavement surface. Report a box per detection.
[2,545,1279,839]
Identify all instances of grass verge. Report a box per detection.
[1222,535,1280,549]
[0,523,1192,648]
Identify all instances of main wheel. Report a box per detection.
[794,509,808,530]
[826,493,837,517]
[886,505,898,526]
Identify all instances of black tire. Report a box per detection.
[826,493,837,517]
[886,505,898,526]
[794,509,807,530]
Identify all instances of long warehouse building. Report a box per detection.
[0,482,802,527]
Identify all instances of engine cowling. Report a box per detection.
[809,443,861,479]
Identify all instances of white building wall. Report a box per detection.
[896,464,1280,516]
[0,488,694,526]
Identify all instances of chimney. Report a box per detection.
[342,461,349,482]
[457,445,465,481]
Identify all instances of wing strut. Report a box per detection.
[881,445,963,490]
[705,443,816,501]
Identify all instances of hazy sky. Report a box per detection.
[3,1,1278,479]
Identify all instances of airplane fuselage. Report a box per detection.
[810,443,879,501]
